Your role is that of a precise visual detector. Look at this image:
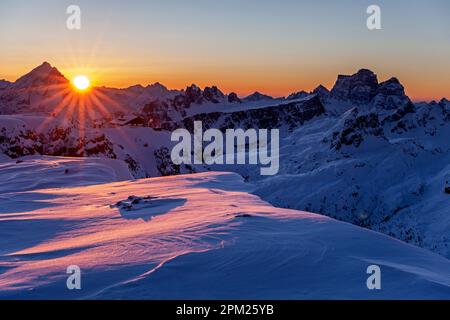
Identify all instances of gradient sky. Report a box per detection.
[1,0,449,100]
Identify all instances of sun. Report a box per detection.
[72,75,91,91]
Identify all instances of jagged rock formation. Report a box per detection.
[243,91,274,102]
[227,92,241,103]
[178,94,325,132]
[330,69,379,104]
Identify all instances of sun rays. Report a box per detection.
[30,79,127,138]
[73,75,91,91]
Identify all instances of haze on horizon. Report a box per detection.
[0,0,449,101]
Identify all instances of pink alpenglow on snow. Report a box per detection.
[0,157,449,299]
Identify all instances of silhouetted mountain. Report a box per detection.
[330,69,379,104]
[0,79,12,90]
[243,91,274,102]
[312,85,330,98]
[228,92,241,103]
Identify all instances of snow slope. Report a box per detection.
[0,156,132,193]
[0,157,449,299]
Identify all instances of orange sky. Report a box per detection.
[1,0,449,101]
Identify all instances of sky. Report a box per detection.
[0,0,449,100]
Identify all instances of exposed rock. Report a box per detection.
[185,84,203,104]
[227,92,241,103]
[203,86,225,103]
[0,80,11,90]
[373,77,411,111]
[243,91,274,102]
[331,108,385,150]
[312,85,330,98]
[180,94,326,132]
[287,91,309,100]
[330,69,379,104]
[154,147,196,176]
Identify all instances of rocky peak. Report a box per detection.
[13,62,68,89]
[438,98,449,121]
[312,85,330,98]
[185,84,203,103]
[145,82,171,98]
[376,78,405,96]
[147,82,167,90]
[243,91,274,102]
[287,90,309,100]
[330,69,379,104]
[330,108,384,150]
[203,86,225,103]
[227,92,241,103]
[372,77,411,111]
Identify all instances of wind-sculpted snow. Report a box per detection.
[0,159,449,299]
[0,156,132,194]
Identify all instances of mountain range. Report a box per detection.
[1,62,449,259]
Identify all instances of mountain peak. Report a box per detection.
[243,91,274,102]
[287,90,309,100]
[0,79,12,89]
[330,68,379,104]
[203,86,225,103]
[39,61,52,69]
[376,77,405,96]
[14,61,68,89]
[147,82,167,90]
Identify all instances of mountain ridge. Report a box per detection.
[1,62,449,259]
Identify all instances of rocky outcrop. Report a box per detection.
[445,176,450,194]
[330,69,379,104]
[179,94,326,132]
[439,98,449,122]
[331,108,385,150]
[203,86,225,103]
[0,125,116,159]
[243,91,274,102]
[373,77,411,111]
[154,147,195,176]
[228,92,241,103]
[312,85,330,98]
[185,84,203,105]
[287,91,309,100]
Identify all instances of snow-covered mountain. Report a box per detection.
[0,156,449,299]
[0,62,69,114]
[1,63,449,260]
[243,91,274,102]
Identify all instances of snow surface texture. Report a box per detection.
[0,157,449,299]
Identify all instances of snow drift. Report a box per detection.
[0,157,449,299]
